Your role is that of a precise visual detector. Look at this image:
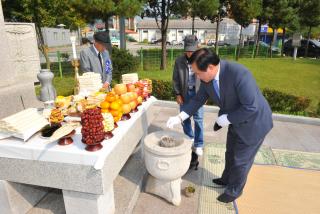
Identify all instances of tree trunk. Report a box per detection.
[305,26,312,57]
[281,27,286,57]
[215,13,220,54]
[254,20,261,58]
[160,31,167,70]
[192,16,195,35]
[35,25,50,69]
[269,28,275,58]
[236,26,243,61]
[104,15,112,54]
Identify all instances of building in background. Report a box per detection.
[41,27,71,47]
[137,19,216,44]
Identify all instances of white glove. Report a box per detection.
[166,116,181,129]
[166,111,189,129]
[216,114,231,127]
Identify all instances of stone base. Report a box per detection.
[0,83,42,119]
[0,180,49,214]
[145,175,182,206]
[63,185,115,214]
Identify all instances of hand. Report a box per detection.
[176,95,184,105]
[102,82,110,88]
[166,116,182,129]
[216,114,231,127]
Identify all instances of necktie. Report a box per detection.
[98,52,103,72]
[213,79,220,99]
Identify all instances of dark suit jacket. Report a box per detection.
[172,55,201,99]
[79,45,112,84]
[183,60,273,145]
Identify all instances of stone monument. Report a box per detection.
[0,2,49,213]
[0,1,42,119]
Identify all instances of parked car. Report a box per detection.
[283,39,320,58]
[207,39,215,46]
[216,41,231,46]
[170,40,184,46]
[150,39,171,45]
[258,41,281,53]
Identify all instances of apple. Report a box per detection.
[114,84,127,95]
[126,83,136,92]
[120,93,131,104]
[137,96,143,104]
[122,104,131,114]
[129,101,137,110]
[134,88,142,96]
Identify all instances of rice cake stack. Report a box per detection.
[122,73,139,84]
[78,73,103,94]
[0,108,49,141]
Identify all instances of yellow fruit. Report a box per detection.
[110,110,120,117]
[114,84,127,95]
[110,101,120,111]
[101,108,109,113]
[100,101,110,109]
[122,104,131,114]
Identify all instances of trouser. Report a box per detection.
[221,126,264,197]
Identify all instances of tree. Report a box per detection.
[299,0,320,57]
[264,0,298,57]
[253,0,271,58]
[208,0,228,53]
[143,0,184,70]
[72,0,144,54]
[229,0,262,60]
[2,0,85,68]
[181,0,219,35]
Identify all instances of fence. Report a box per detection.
[138,45,279,71]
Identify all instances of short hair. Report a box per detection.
[189,48,220,72]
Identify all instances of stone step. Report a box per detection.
[27,144,146,214]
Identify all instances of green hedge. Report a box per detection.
[111,47,140,82]
[262,88,311,114]
[151,80,312,115]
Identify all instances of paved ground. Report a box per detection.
[27,103,320,214]
[132,104,320,213]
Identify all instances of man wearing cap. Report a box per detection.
[172,35,204,169]
[80,31,112,88]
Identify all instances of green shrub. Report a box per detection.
[142,39,148,44]
[262,88,311,113]
[111,47,139,82]
[60,52,70,62]
[126,35,137,42]
[317,102,320,116]
[151,79,175,101]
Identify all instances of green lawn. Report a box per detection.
[38,58,320,115]
[139,58,320,112]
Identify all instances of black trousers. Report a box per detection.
[221,126,264,197]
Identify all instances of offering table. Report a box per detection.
[0,97,157,214]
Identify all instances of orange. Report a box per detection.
[110,110,119,117]
[110,101,120,110]
[101,108,109,113]
[100,101,110,109]
[105,94,116,103]
[122,104,131,114]
[116,99,123,106]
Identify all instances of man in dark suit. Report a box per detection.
[167,48,273,203]
[80,32,112,88]
[172,35,204,169]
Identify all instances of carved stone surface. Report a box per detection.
[4,22,40,83]
[143,131,192,206]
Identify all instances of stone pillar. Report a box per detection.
[63,185,115,214]
[0,1,15,87]
[0,181,49,214]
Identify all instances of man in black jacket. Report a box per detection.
[172,35,204,169]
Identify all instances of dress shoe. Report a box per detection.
[212,178,227,186]
[217,193,237,203]
[189,151,199,170]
